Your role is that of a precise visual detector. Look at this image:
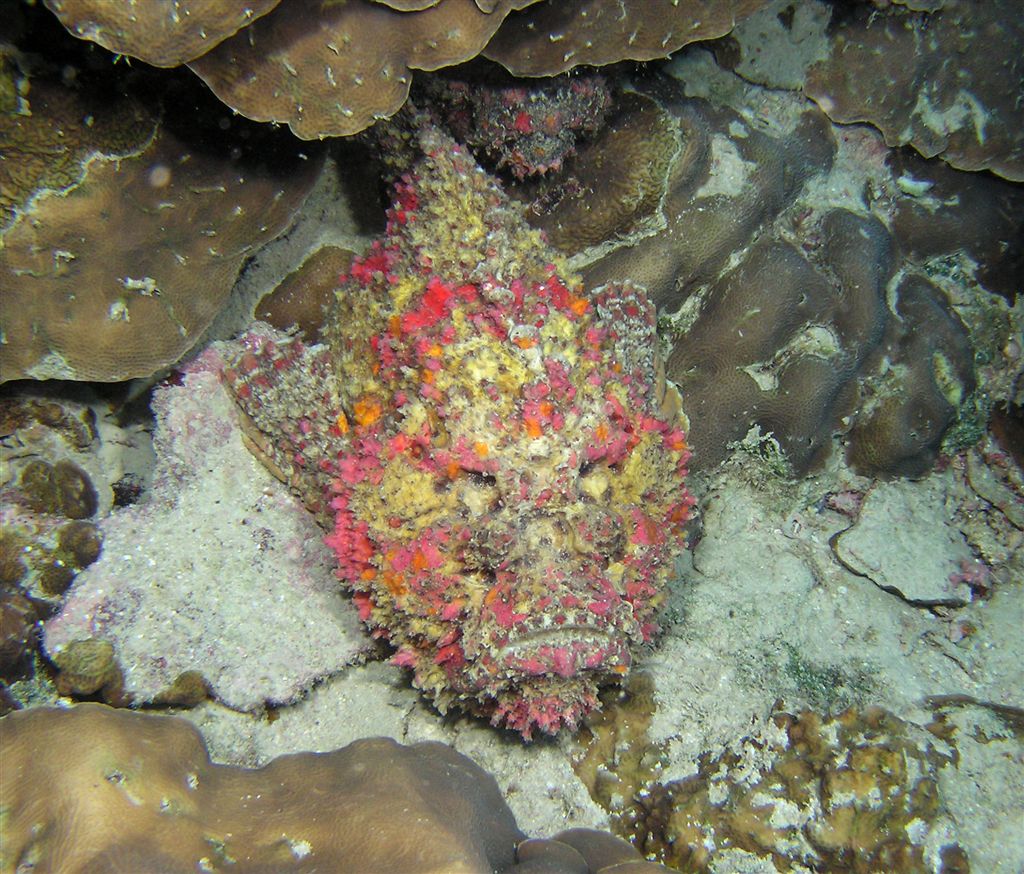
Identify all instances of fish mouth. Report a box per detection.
[496,624,630,680]
[500,624,617,653]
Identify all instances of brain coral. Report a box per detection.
[224,116,695,738]
[665,209,892,474]
[0,702,672,873]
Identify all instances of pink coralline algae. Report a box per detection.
[223,120,694,738]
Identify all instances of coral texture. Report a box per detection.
[43,349,370,711]
[578,95,837,310]
[255,246,356,344]
[537,76,1011,478]
[804,0,1024,181]
[224,118,694,738]
[187,0,541,140]
[42,0,767,139]
[0,703,671,873]
[483,0,769,76]
[665,209,892,474]
[516,90,682,253]
[575,701,969,873]
[889,149,1024,304]
[0,67,321,382]
[0,396,108,697]
[41,0,282,66]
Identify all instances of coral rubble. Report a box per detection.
[0,702,672,873]
[224,117,695,738]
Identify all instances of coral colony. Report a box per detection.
[224,120,694,738]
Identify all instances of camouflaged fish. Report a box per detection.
[224,121,694,738]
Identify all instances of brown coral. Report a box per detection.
[847,275,976,478]
[0,703,671,873]
[516,90,683,253]
[0,73,322,382]
[42,0,769,140]
[575,703,969,873]
[187,0,541,140]
[483,0,770,76]
[805,0,1024,181]
[890,150,1024,303]
[664,211,891,473]
[539,81,1010,478]
[41,0,282,67]
[255,246,355,343]
[580,96,836,311]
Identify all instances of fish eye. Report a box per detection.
[466,470,498,487]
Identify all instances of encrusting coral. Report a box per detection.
[223,114,695,738]
[573,696,971,873]
[0,702,673,873]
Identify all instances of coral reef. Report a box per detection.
[889,149,1024,304]
[0,395,109,699]
[0,30,322,383]
[42,0,282,67]
[804,0,1024,181]
[255,246,356,344]
[847,275,977,478]
[513,90,682,253]
[578,94,837,311]
[0,702,671,873]
[43,348,370,711]
[574,699,969,873]
[666,209,892,474]
[187,0,539,140]
[483,0,769,76]
[633,707,968,872]
[224,116,695,738]
[523,68,1017,478]
[40,0,768,139]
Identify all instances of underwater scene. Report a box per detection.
[0,0,1021,871]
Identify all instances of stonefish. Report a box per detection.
[225,122,694,738]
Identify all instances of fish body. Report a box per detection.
[225,123,694,737]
